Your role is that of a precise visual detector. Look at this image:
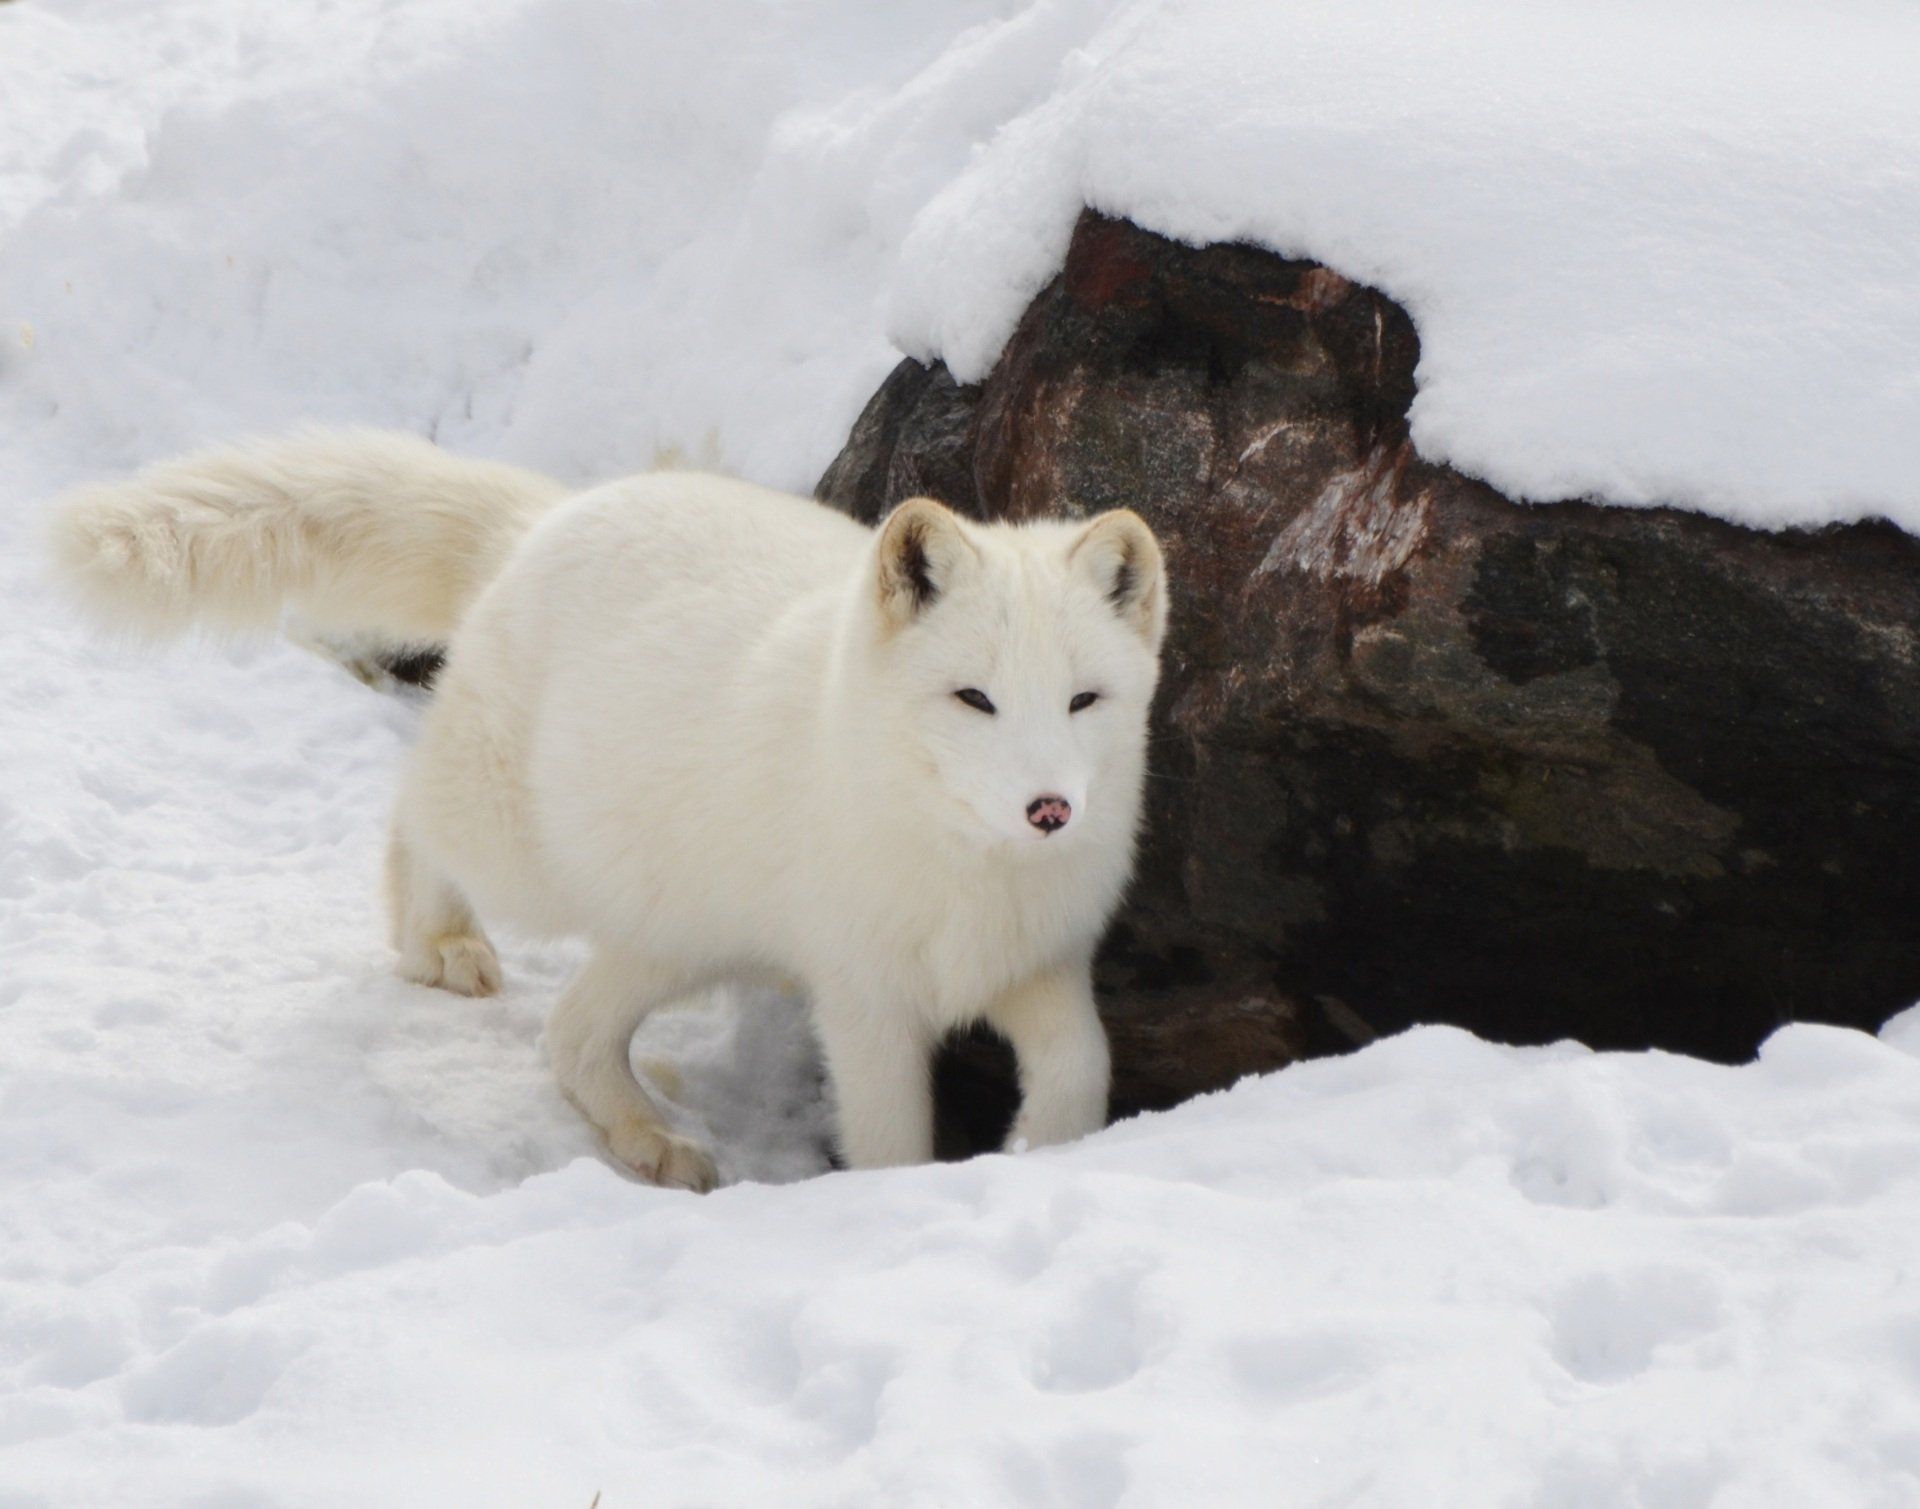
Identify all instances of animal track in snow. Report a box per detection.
[1546,1267,1725,1384]
[1503,1090,1623,1209]
[996,1429,1130,1509]
[1028,1265,1153,1393]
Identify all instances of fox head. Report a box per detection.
[862,496,1167,857]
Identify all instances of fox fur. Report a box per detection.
[49,429,1169,1190]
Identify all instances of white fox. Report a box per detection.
[50,430,1168,1190]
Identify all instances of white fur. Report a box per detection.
[47,427,567,644]
[50,431,1169,1189]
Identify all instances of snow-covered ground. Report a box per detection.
[6,2,1920,1504]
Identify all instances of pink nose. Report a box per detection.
[1026,795,1072,834]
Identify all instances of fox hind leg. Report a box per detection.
[385,827,502,997]
[547,951,718,1193]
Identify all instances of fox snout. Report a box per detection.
[1026,795,1072,835]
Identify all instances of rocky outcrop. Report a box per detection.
[821,211,1920,1119]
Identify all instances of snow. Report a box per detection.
[7,1,1920,1503]
[7,0,1920,525]
[893,0,1920,530]
[10,990,1920,1502]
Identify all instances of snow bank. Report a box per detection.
[9,2,1920,1502]
[0,0,1040,492]
[9,1014,1920,1504]
[6,0,1920,524]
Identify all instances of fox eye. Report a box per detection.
[954,688,996,714]
[1069,692,1100,713]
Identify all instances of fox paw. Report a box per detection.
[608,1118,718,1193]
[399,934,503,997]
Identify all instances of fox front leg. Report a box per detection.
[812,986,936,1170]
[986,961,1111,1151]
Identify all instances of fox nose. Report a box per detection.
[1026,795,1072,834]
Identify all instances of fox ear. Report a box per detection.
[874,497,974,628]
[1070,509,1167,648]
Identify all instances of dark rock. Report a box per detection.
[819,209,1920,1120]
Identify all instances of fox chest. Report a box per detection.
[895,869,1105,1030]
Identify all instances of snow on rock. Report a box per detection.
[892,0,1920,529]
[8,1,1920,1502]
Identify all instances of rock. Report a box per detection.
[820,210,1920,1118]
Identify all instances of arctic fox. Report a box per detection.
[50,430,1168,1190]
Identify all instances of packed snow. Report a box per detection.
[6,1,1920,1503]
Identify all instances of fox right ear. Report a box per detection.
[874,497,974,629]
[1070,509,1168,649]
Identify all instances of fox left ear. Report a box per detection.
[1070,509,1167,649]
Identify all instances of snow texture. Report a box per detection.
[6,3,1920,1504]
[7,0,1920,525]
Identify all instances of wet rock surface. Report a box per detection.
[821,210,1920,1120]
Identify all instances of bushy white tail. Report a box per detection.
[48,428,569,643]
